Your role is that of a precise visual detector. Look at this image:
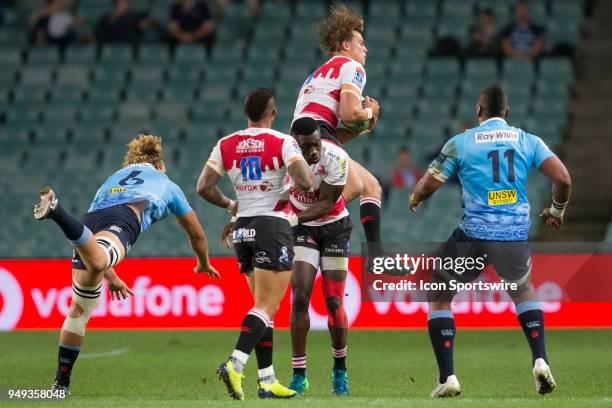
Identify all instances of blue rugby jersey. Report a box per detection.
[88,163,192,232]
[429,117,555,241]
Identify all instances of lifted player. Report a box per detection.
[293,4,384,260]
[285,118,353,396]
[410,86,571,397]
[33,134,219,395]
[198,88,314,400]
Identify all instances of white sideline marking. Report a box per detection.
[80,348,129,359]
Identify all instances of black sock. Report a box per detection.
[332,346,347,370]
[255,324,273,369]
[517,302,548,364]
[360,200,383,255]
[428,313,456,383]
[293,367,306,376]
[333,356,346,371]
[55,343,80,386]
[50,205,86,243]
[234,308,269,357]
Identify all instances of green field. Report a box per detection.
[1,329,611,407]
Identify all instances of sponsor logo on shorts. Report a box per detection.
[296,235,306,243]
[109,187,128,194]
[233,228,256,243]
[441,329,455,336]
[488,189,517,206]
[279,246,290,264]
[324,243,345,255]
[108,225,123,233]
[236,138,265,153]
[254,251,271,264]
[475,130,519,143]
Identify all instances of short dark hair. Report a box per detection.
[290,117,319,137]
[478,85,509,118]
[243,87,275,122]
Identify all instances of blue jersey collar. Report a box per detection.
[480,117,507,127]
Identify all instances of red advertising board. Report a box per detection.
[1,257,611,331]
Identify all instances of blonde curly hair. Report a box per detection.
[122,134,164,168]
[318,3,364,56]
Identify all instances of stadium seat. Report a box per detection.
[174,44,208,65]
[64,46,98,64]
[124,86,161,103]
[56,65,90,88]
[20,67,54,86]
[27,46,60,66]
[79,102,117,122]
[427,58,461,80]
[138,44,171,64]
[100,45,135,63]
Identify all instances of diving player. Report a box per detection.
[409,85,572,397]
[33,134,219,394]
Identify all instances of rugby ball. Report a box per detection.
[342,120,370,133]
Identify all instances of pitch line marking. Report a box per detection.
[80,348,129,359]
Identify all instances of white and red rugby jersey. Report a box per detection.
[206,127,305,219]
[293,56,367,129]
[289,140,349,226]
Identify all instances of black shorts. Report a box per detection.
[293,216,352,258]
[316,120,342,145]
[232,216,294,274]
[432,227,532,286]
[72,205,140,270]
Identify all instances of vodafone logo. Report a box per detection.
[0,267,24,331]
[306,270,361,330]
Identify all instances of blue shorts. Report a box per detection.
[432,227,532,285]
[72,205,140,270]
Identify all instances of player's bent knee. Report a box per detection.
[61,280,102,336]
[325,296,342,312]
[94,236,122,270]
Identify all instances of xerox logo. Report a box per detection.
[0,267,24,331]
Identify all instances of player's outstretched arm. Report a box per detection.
[538,156,572,228]
[409,171,444,213]
[297,182,344,224]
[196,164,236,213]
[176,210,220,279]
[288,160,315,192]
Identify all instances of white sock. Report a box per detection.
[258,365,276,384]
[230,349,249,373]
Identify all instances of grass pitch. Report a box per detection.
[1,329,610,407]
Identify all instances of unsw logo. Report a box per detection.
[236,138,265,153]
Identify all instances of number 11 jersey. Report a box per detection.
[429,117,555,241]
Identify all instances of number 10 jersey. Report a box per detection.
[207,127,305,220]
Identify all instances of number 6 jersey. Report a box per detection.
[88,162,193,232]
[206,127,305,220]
